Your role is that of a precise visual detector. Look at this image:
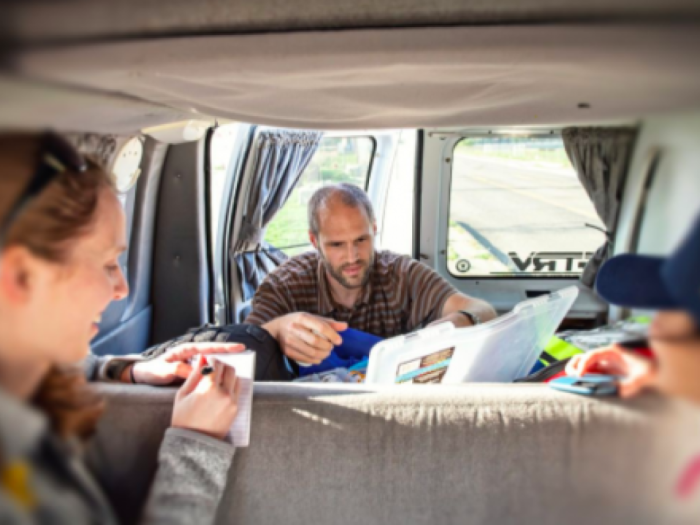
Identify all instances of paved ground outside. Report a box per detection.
[447,153,605,277]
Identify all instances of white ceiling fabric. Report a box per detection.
[0,76,193,134]
[11,24,700,132]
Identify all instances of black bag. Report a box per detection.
[143,323,293,381]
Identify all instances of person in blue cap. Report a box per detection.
[566,213,700,403]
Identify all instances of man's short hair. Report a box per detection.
[308,183,376,236]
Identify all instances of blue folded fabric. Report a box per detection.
[297,328,383,376]
[527,359,546,375]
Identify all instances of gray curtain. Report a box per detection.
[562,127,637,287]
[233,130,323,300]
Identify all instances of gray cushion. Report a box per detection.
[89,383,700,525]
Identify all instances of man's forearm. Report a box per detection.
[463,298,497,322]
[441,293,497,325]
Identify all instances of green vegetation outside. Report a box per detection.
[265,137,373,254]
[455,138,572,170]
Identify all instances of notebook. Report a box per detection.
[207,351,256,447]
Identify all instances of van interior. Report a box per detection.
[3,1,700,523]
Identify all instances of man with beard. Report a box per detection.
[245,183,496,370]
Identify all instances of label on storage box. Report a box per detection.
[395,347,454,384]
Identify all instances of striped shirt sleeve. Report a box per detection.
[404,259,458,327]
[244,273,295,325]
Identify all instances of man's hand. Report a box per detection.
[264,313,347,365]
[122,343,245,386]
[565,345,657,398]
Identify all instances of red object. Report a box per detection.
[633,347,655,360]
[544,371,567,383]
[676,454,700,499]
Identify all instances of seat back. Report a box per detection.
[89,384,700,525]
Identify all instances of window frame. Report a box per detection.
[443,131,602,281]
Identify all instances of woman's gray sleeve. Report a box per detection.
[83,354,143,382]
[140,428,235,525]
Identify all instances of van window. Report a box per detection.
[210,123,243,247]
[381,130,416,256]
[447,136,605,278]
[265,136,375,256]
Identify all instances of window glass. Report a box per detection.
[447,136,605,278]
[265,136,375,256]
[209,123,242,246]
[381,130,416,256]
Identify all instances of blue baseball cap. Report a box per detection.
[595,214,700,328]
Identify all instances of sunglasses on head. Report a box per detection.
[0,132,87,247]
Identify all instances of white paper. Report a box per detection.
[207,351,255,447]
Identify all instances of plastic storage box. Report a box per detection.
[365,286,579,384]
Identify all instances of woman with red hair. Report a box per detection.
[0,132,241,523]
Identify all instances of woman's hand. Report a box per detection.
[122,343,245,386]
[565,345,657,398]
[171,355,240,440]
